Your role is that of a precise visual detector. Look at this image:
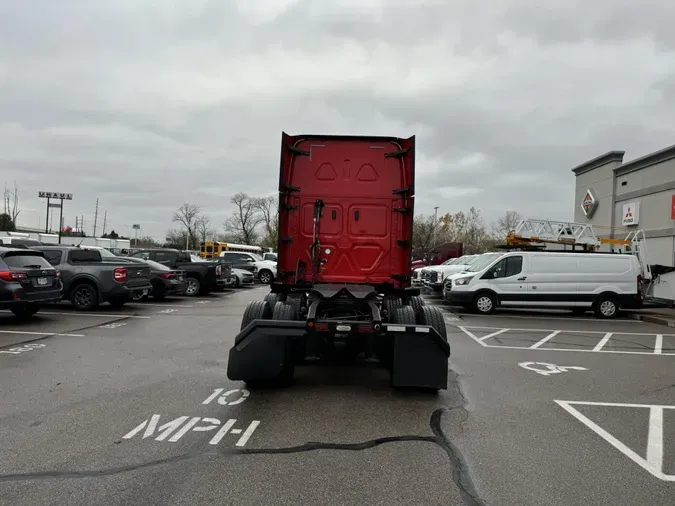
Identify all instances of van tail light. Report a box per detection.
[113,268,127,282]
[637,274,643,297]
[158,272,175,279]
[0,271,27,282]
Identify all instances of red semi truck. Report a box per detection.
[227,133,450,391]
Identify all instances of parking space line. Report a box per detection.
[457,314,642,323]
[37,311,151,319]
[530,330,561,349]
[480,328,510,341]
[462,326,675,337]
[0,330,84,337]
[457,327,489,347]
[654,335,663,354]
[136,303,193,308]
[592,333,613,352]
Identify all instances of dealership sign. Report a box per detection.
[581,189,598,218]
[622,202,640,226]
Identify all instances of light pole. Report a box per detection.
[132,224,140,247]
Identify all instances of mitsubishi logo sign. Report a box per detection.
[581,189,598,218]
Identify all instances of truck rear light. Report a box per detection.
[313,323,329,331]
[158,272,175,279]
[0,271,27,282]
[216,265,222,276]
[358,325,373,333]
[55,270,61,278]
[114,268,127,282]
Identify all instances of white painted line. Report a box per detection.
[479,328,510,341]
[562,400,675,409]
[592,333,613,352]
[530,330,560,349]
[457,326,489,347]
[464,313,641,323]
[646,406,664,472]
[36,311,151,319]
[555,400,675,482]
[0,329,84,337]
[654,334,663,355]
[462,326,675,337]
[231,429,242,435]
[137,303,193,308]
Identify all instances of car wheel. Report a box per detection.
[473,292,496,315]
[185,277,201,296]
[258,269,273,284]
[70,283,99,311]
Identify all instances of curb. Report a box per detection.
[630,313,675,328]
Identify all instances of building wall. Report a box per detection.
[573,147,675,267]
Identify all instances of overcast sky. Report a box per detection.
[1,0,674,240]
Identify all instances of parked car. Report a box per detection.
[219,250,276,283]
[231,267,255,288]
[34,246,152,310]
[129,248,230,296]
[131,259,187,301]
[0,246,63,318]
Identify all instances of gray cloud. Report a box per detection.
[1,0,674,239]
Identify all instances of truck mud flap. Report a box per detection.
[227,320,306,382]
[387,324,450,390]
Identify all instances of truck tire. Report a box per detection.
[184,276,201,297]
[382,296,402,321]
[405,295,424,312]
[272,301,297,320]
[264,293,280,312]
[392,305,416,325]
[70,282,99,311]
[416,305,448,343]
[240,300,272,331]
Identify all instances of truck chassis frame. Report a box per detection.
[227,284,450,391]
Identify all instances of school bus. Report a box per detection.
[199,241,263,259]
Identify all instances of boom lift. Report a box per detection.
[226,133,450,391]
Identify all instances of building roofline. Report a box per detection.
[613,143,675,176]
[571,151,625,175]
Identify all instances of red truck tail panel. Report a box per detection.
[278,133,415,288]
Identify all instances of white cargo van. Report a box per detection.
[445,251,643,318]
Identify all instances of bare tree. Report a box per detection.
[4,182,19,224]
[165,228,189,248]
[439,208,494,254]
[172,203,201,249]
[223,193,264,244]
[492,210,522,238]
[254,195,279,249]
[195,215,215,243]
[412,214,447,262]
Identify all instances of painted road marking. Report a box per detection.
[592,332,613,352]
[457,326,675,356]
[137,303,193,308]
[100,322,127,329]
[530,330,561,349]
[0,329,84,337]
[2,311,152,319]
[122,415,260,447]
[157,308,179,314]
[195,300,211,304]
[518,362,587,376]
[459,313,642,323]
[202,388,250,406]
[0,343,47,355]
[555,400,675,482]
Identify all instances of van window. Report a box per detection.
[486,256,523,279]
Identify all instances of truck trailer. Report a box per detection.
[226,133,450,391]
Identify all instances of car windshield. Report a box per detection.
[145,259,170,271]
[465,253,504,272]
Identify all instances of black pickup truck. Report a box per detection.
[129,248,230,296]
[35,246,152,310]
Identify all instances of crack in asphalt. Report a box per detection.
[0,406,484,506]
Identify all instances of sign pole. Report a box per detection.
[58,198,65,244]
[45,198,50,233]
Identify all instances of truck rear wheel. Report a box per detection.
[392,305,416,325]
[382,296,402,322]
[264,293,280,312]
[272,301,298,320]
[240,300,272,331]
[416,305,448,343]
[405,295,424,311]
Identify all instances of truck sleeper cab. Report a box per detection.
[226,132,450,391]
[445,250,643,318]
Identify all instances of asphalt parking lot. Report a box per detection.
[0,289,673,505]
